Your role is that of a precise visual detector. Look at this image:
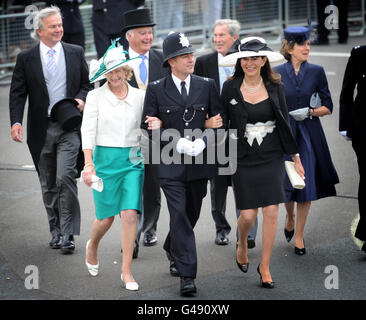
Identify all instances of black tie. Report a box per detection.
[181,81,187,103]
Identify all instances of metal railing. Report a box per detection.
[0,0,365,85]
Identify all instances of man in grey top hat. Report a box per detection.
[141,32,225,296]
[9,6,91,254]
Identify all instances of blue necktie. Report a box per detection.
[139,55,147,85]
[224,66,233,77]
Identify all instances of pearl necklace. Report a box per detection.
[113,85,128,100]
[243,77,263,94]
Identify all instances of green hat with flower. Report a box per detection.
[89,39,141,83]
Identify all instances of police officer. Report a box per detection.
[339,45,366,254]
[141,32,224,296]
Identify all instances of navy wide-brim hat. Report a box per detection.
[162,32,195,67]
[284,26,310,44]
[51,98,81,131]
[121,8,156,33]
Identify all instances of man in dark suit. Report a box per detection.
[141,32,224,296]
[9,6,91,254]
[46,0,86,48]
[122,8,169,258]
[339,45,366,254]
[91,0,145,58]
[194,19,258,248]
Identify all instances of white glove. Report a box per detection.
[310,92,322,109]
[186,138,206,157]
[340,131,351,141]
[289,107,310,121]
[176,138,193,154]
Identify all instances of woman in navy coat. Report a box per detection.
[274,27,339,255]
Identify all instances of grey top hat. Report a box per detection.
[162,32,195,67]
[121,8,155,33]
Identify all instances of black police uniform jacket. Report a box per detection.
[339,45,366,140]
[141,74,224,181]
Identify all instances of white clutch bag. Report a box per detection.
[80,171,104,192]
[284,161,305,189]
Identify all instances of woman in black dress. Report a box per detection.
[220,38,305,288]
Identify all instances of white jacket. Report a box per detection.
[81,82,145,150]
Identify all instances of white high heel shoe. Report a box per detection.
[85,240,99,277]
[121,274,139,291]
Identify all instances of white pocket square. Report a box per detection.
[230,99,238,105]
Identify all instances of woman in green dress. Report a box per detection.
[81,42,145,290]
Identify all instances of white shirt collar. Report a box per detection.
[40,41,62,56]
[171,73,191,95]
[103,82,137,107]
[217,52,225,61]
[40,41,62,66]
[128,47,149,60]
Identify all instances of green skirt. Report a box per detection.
[93,146,144,220]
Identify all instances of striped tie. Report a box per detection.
[47,49,56,75]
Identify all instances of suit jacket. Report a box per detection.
[128,48,169,88]
[9,41,92,172]
[92,0,144,35]
[46,1,86,34]
[194,51,220,92]
[221,76,298,160]
[339,45,366,140]
[141,74,224,181]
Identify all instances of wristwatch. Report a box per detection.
[291,153,300,160]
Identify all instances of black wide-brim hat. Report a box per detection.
[121,8,156,33]
[162,32,195,67]
[51,98,82,131]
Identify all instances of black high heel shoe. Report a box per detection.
[294,239,306,256]
[257,264,274,289]
[236,259,249,273]
[284,228,294,242]
[236,244,249,273]
[361,242,366,254]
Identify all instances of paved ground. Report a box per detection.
[0,35,365,311]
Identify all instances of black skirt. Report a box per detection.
[232,154,285,210]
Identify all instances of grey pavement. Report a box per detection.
[0,36,365,305]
